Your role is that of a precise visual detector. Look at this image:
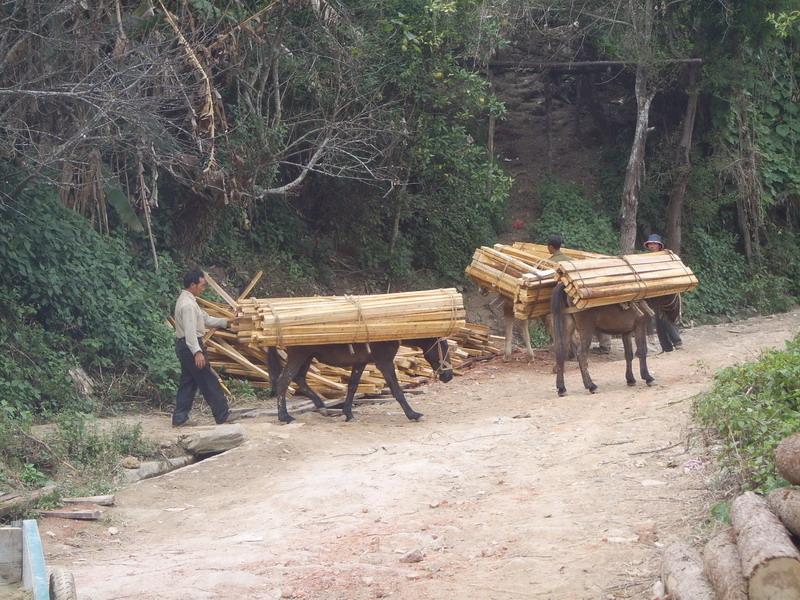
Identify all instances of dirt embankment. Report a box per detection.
[45,310,800,600]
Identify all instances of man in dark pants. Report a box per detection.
[644,234,683,352]
[173,269,235,427]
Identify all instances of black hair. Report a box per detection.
[183,269,205,289]
[547,234,563,250]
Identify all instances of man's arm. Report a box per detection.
[202,311,228,329]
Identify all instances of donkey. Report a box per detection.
[550,283,680,396]
[267,338,453,423]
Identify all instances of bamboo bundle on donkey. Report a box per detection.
[235,289,465,346]
[464,245,557,319]
[556,250,698,309]
[199,291,498,397]
[511,241,608,261]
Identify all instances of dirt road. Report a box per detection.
[47,311,800,599]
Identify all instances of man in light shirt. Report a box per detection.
[173,269,235,427]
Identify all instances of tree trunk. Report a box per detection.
[775,432,800,485]
[544,70,553,172]
[661,541,715,600]
[702,528,748,600]
[619,64,654,254]
[767,487,800,537]
[665,64,699,254]
[731,491,800,600]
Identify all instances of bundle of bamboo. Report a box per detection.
[511,241,608,261]
[190,274,497,401]
[557,250,699,309]
[234,289,465,346]
[464,245,558,319]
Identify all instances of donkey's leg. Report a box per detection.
[503,312,514,361]
[294,358,326,409]
[276,356,306,423]
[554,315,567,396]
[375,359,422,421]
[635,323,655,385]
[520,318,535,361]
[576,327,597,393]
[267,347,283,397]
[342,364,366,421]
[622,333,636,385]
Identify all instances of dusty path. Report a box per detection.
[47,311,800,600]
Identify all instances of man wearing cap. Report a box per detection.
[172,269,236,427]
[644,234,683,352]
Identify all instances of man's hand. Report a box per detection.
[194,351,207,369]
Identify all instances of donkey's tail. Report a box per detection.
[550,282,568,364]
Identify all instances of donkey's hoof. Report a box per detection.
[345,414,356,422]
[646,378,655,386]
[279,414,295,424]
[588,384,598,394]
[407,411,424,421]
[557,388,566,397]
[627,379,636,386]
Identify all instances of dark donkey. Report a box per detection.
[550,282,681,396]
[267,338,453,423]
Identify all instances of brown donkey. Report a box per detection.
[549,283,681,396]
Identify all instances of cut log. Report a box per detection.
[702,528,748,600]
[179,424,246,455]
[661,541,715,600]
[776,433,800,485]
[768,487,800,538]
[62,495,115,506]
[39,509,101,520]
[731,491,800,600]
[122,456,197,483]
[0,485,56,518]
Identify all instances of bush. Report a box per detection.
[528,178,619,254]
[0,288,86,418]
[682,228,795,319]
[0,192,180,401]
[695,333,800,492]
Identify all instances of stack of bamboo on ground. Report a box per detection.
[464,245,558,320]
[557,250,698,310]
[234,288,465,346]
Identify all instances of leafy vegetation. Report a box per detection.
[696,333,800,492]
[528,179,619,255]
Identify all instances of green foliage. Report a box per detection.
[0,192,180,401]
[695,333,800,492]
[20,463,48,488]
[763,225,800,296]
[682,229,795,318]
[0,288,86,418]
[527,320,551,349]
[528,178,619,255]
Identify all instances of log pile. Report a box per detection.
[557,250,698,310]
[661,431,800,599]
[234,288,465,346]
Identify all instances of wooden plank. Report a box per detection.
[62,494,115,506]
[202,271,239,310]
[237,271,263,301]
